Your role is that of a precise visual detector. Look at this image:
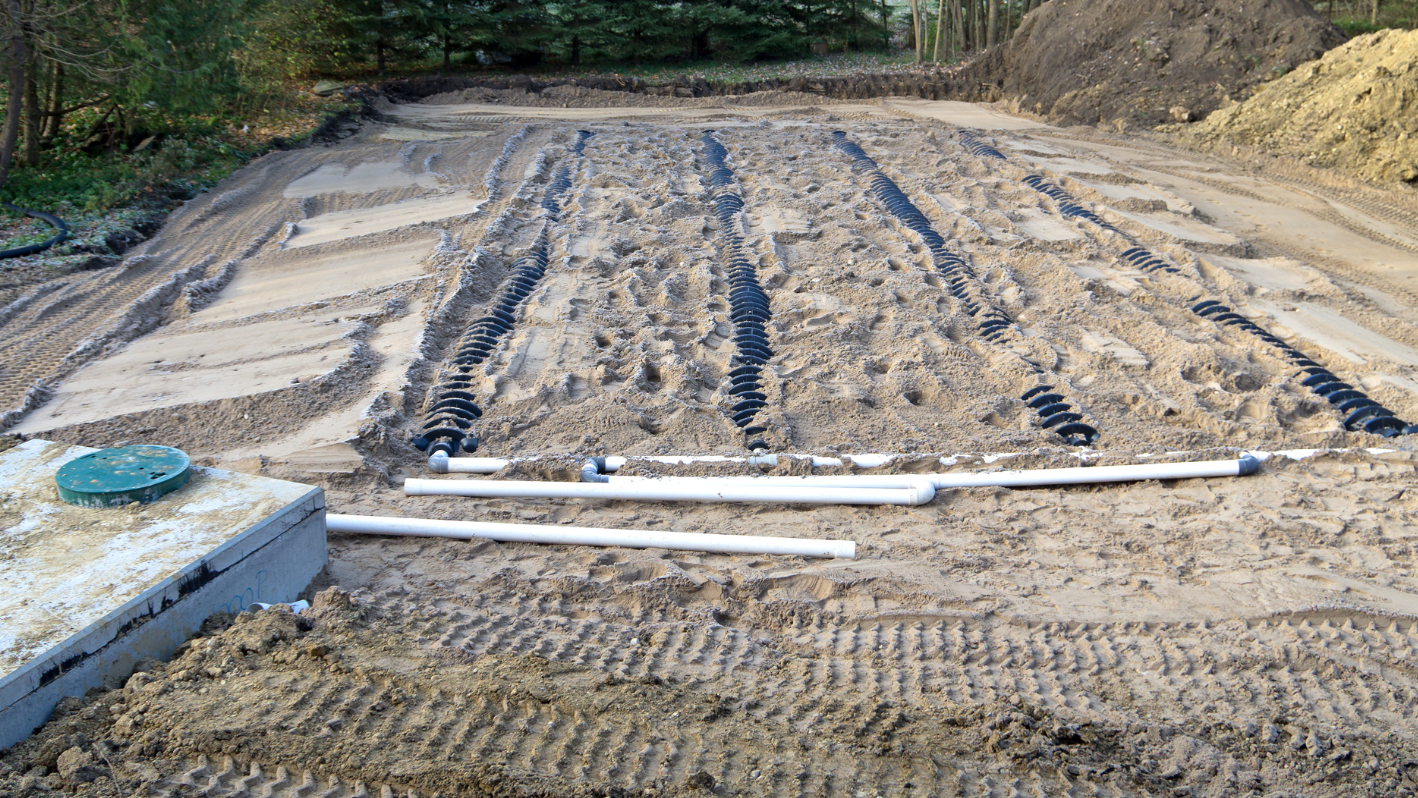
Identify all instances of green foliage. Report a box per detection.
[236,0,366,90]
[1330,16,1391,36]
[230,0,897,77]
[4,126,247,214]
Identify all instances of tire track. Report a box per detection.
[112,580,1418,798]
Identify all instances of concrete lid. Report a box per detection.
[0,440,319,680]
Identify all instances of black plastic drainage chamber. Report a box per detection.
[832,131,1017,343]
[702,130,773,445]
[413,130,596,455]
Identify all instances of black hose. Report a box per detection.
[0,202,68,259]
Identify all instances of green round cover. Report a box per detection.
[54,445,192,508]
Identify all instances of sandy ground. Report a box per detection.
[5,92,1418,797]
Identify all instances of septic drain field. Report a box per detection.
[5,92,1418,797]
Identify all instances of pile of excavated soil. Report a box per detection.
[965,0,1344,127]
[1192,28,1418,186]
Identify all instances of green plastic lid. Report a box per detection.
[54,445,192,508]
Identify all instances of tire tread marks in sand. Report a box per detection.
[114,585,1418,798]
[967,133,1415,439]
[834,130,1099,447]
[0,154,303,429]
[413,130,595,455]
[701,130,773,449]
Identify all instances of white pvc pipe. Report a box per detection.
[429,454,509,474]
[403,477,936,506]
[327,513,856,559]
[428,452,784,474]
[604,456,1259,490]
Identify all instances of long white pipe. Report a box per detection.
[428,452,784,474]
[604,456,1260,490]
[327,513,856,558]
[403,477,936,506]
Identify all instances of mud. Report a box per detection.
[3,89,1418,797]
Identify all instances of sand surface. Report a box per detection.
[4,93,1418,797]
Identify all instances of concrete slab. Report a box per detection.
[0,440,326,748]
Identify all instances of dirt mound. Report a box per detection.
[966,0,1344,127]
[1192,27,1418,185]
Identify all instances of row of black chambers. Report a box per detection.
[1002,140,1416,440]
[702,131,771,442]
[1193,299,1415,437]
[412,130,596,455]
[1020,174,1118,232]
[958,132,1120,235]
[838,130,1100,446]
[832,131,1015,343]
[1022,385,1100,446]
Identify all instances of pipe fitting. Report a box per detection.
[580,459,610,483]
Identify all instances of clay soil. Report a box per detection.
[5,86,1418,798]
[1191,27,1418,186]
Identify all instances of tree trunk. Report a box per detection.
[973,0,983,51]
[38,56,50,134]
[22,51,37,164]
[987,0,998,48]
[1372,0,1379,24]
[443,33,450,69]
[952,0,964,55]
[571,33,580,65]
[40,61,60,146]
[913,0,924,60]
[377,39,386,74]
[910,0,921,61]
[0,0,27,188]
[881,0,889,50]
[933,0,945,59]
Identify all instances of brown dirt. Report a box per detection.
[7,91,1418,797]
[1189,27,1418,186]
[964,0,1345,127]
